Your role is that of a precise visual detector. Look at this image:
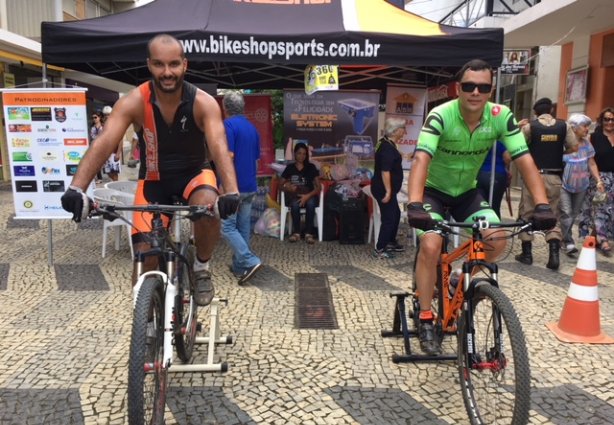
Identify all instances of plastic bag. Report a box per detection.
[254,208,281,238]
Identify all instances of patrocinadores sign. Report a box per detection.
[1,88,91,219]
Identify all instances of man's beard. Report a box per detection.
[154,75,183,93]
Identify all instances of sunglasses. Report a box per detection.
[603,117,614,123]
[460,82,492,94]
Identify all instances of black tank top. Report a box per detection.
[528,119,567,170]
[138,81,208,180]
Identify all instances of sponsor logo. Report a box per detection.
[36,125,57,133]
[65,164,79,176]
[23,200,34,209]
[15,180,38,192]
[42,180,66,192]
[13,166,35,177]
[31,107,52,121]
[12,151,32,162]
[36,137,61,147]
[44,205,65,210]
[8,124,32,132]
[54,107,67,123]
[62,127,84,133]
[11,138,30,148]
[13,165,34,177]
[180,116,188,132]
[41,151,60,161]
[41,166,61,175]
[64,138,88,146]
[7,107,30,120]
[491,105,501,116]
[64,151,83,163]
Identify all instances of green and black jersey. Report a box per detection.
[417,99,528,197]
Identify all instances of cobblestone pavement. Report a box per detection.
[0,180,613,425]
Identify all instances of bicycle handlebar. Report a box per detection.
[432,218,532,235]
[91,202,216,221]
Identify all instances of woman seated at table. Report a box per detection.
[280,142,321,244]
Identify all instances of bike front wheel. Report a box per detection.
[174,243,198,363]
[128,276,167,425]
[457,282,531,425]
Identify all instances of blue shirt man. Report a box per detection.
[222,92,262,284]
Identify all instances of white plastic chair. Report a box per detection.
[279,189,324,242]
[364,185,418,248]
[362,185,381,248]
[104,180,138,194]
[93,188,135,258]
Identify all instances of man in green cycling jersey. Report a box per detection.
[406,59,556,355]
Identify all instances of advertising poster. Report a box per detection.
[385,85,426,169]
[217,94,274,176]
[2,88,90,219]
[283,89,380,169]
[500,49,531,75]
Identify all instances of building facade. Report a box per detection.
[0,0,142,180]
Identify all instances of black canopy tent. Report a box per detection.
[41,0,504,90]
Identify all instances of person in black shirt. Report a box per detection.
[280,142,321,244]
[370,117,405,258]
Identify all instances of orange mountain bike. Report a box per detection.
[382,217,532,425]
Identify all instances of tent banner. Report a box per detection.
[283,89,380,167]
[305,65,339,95]
[385,85,426,169]
[216,94,274,176]
[1,88,92,219]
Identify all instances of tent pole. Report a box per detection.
[42,62,54,267]
[489,67,503,211]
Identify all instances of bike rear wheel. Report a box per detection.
[458,282,531,425]
[128,276,167,425]
[174,242,198,362]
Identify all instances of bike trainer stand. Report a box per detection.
[168,297,233,373]
[381,291,456,363]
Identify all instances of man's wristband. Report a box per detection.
[68,185,84,194]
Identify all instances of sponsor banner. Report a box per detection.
[215,94,275,176]
[385,85,426,169]
[283,89,379,173]
[2,88,90,219]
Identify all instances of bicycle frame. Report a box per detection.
[439,221,499,333]
[95,203,232,373]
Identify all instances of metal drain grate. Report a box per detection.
[295,273,338,329]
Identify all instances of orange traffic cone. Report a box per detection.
[547,236,613,344]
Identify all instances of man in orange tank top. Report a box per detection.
[61,34,240,306]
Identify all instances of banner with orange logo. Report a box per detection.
[1,88,90,219]
[385,85,426,170]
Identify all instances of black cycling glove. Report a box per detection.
[61,186,90,223]
[217,192,240,220]
[531,203,557,231]
[407,202,436,231]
